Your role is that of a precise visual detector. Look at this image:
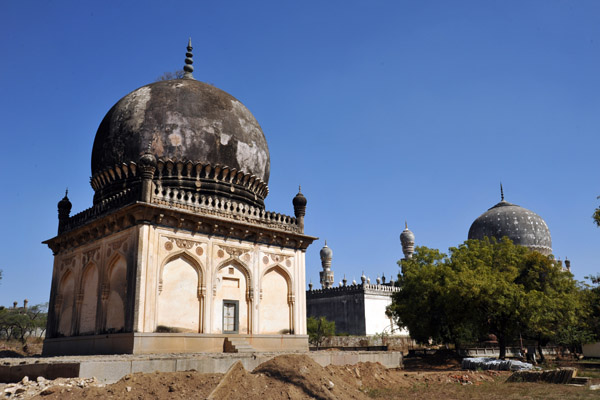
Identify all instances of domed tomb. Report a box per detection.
[468,193,552,256]
[91,78,270,208]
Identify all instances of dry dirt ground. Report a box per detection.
[0,339,43,358]
[1,350,599,399]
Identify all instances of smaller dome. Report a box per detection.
[293,186,307,218]
[320,241,333,260]
[361,273,366,283]
[292,187,307,208]
[138,150,157,168]
[58,190,72,213]
[400,223,415,245]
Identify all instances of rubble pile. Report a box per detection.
[461,357,535,371]
[2,376,102,398]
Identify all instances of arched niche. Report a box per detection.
[57,270,75,336]
[78,262,99,334]
[105,254,127,332]
[259,265,292,334]
[157,252,203,332]
[213,259,252,334]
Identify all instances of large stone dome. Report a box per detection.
[468,199,552,256]
[90,78,270,207]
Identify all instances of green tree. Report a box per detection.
[307,316,335,349]
[0,303,47,342]
[578,275,600,343]
[389,246,479,348]
[390,237,583,360]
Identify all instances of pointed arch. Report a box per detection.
[260,264,293,297]
[213,257,253,334]
[157,251,204,332]
[259,265,293,334]
[104,250,127,283]
[159,250,204,294]
[78,262,99,334]
[105,253,127,332]
[57,269,75,336]
[214,257,253,298]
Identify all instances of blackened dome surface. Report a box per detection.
[91,79,270,183]
[468,200,552,255]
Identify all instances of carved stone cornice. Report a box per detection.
[44,202,317,256]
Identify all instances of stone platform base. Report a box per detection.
[0,351,403,384]
[42,333,308,356]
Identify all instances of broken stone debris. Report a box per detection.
[461,357,535,371]
[2,376,103,398]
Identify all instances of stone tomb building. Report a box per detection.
[43,41,316,355]
[305,227,415,337]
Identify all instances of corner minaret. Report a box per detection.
[57,189,72,234]
[400,221,415,259]
[293,186,307,232]
[319,241,334,289]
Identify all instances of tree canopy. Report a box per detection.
[0,303,47,342]
[389,237,586,359]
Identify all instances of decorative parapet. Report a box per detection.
[59,186,300,236]
[152,188,301,233]
[307,283,400,298]
[62,187,139,233]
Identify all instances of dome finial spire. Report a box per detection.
[183,38,194,80]
[500,182,504,201]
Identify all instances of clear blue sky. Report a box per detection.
[1,1,599,306]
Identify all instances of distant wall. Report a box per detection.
[583,342,600,358]
[306,292,366,335]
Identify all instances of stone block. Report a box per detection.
[131,359,177,374]
[79,361,132,383]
